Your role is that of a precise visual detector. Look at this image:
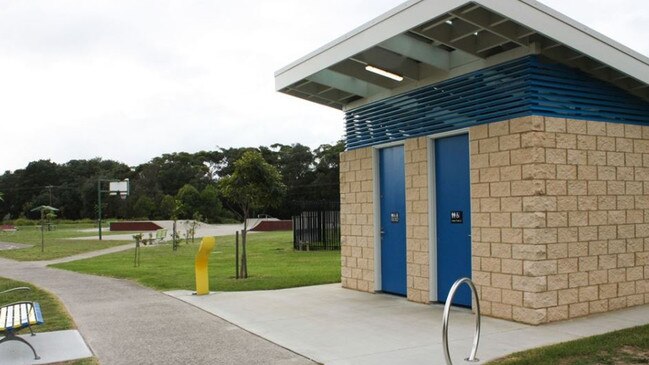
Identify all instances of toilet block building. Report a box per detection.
[275,0,649,325]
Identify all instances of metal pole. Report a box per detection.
[46,185,53,206]
[442,277,481,365]
[97,179,102,241]
[40,209,44,252]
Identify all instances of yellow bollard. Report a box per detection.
[195,236,216,295]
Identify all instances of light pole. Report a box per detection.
[30,205,59,252]
[45,185,54,205]
[98,179,108,241]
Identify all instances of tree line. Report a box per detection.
[0,141,344,223]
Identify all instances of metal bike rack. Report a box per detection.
[442,277,481,365]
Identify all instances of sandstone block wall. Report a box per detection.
[339,115,649,325]
[339,138,431,301]
[340,147,375,292]
[471,116,649,324]
[405,137,431,303]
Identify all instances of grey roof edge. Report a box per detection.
[274,0,467,92]
[273,0,424,78]
[478,0,649,86]
[275,0,649,94]
[518,0,649,66]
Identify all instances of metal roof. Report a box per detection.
[275,0,649,110]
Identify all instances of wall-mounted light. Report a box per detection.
[365,65,404,82]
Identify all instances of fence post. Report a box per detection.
[291,202,341,251]
[292,216,298,250]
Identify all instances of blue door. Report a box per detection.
[436,134,472,307]
[380,146,407,296]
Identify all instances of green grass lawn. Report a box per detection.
[0,224,130,261]
[52,231,341,291]
[0,276,96,364]
[0,277,73,332]
[487,324,649,365]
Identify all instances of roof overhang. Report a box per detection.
[275,0,649,110]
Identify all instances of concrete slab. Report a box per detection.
[0,242,32,251]
[166,284,649,364]
[0,330,92,365]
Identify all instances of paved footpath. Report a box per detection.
[0,253,315,365]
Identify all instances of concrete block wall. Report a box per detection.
[340,147,376,292]
[339,138,431,301]
[405,137,431,303]
[471,116,649,324]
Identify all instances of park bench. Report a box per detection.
[141,229,167,246]
[155,229,168,243]
[0,287,44,360]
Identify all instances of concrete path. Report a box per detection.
[167,284,649,365]
[0,242,32,251]
[0,258,314,365]
[45,243,135,265]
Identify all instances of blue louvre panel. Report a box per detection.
[345,56,649,150]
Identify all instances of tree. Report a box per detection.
[157,195,176,219]
[0,141,342,222]
[212,147,257,177]
[170,198,183,251]
[266,143,315,217]
[311,140,345,201]
[150,152,211,195]
[133,196,155,219]
[219,151,286,278]
[199,185,222,223]
[176,184,201,219]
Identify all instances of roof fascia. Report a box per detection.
[477,0,649,84]
[276,0,649,103]
[274,0,465,91]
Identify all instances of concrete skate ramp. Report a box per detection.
[246,217,292,231]
[110,221,162,231]
[250,220,292,231]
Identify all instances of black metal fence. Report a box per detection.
[292,201,340,251]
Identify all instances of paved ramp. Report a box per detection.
[167,284,649,365]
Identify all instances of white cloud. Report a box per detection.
[0,0,647,172]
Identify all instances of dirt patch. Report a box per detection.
[558,355,585,365]
[612,346,649,365]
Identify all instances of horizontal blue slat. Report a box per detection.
[345,56,649,150]
[345,61,532,121]
[345,81,530,128]
[33,302,44,325]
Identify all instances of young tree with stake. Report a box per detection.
[219,151,286,278]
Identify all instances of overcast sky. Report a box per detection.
[1,0,648,172]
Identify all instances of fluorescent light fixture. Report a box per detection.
[365,65,404,82]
